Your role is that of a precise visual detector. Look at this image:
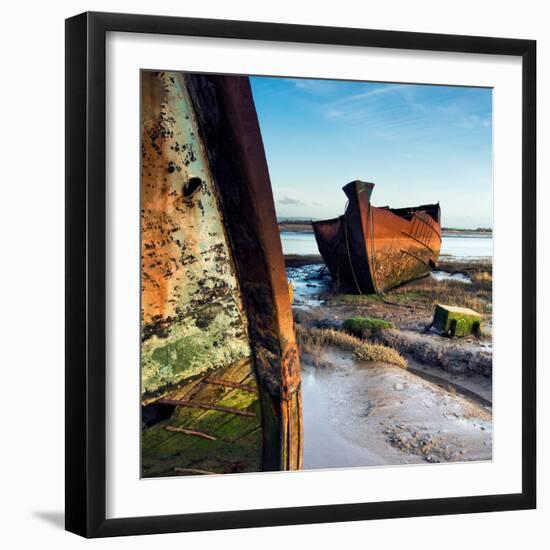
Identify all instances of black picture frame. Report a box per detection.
[65,11,536,538]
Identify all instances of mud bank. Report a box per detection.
[287,256,493,467]
[372,328,492,377]
[288,257,493,402]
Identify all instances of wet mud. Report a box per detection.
[301,347,492,469]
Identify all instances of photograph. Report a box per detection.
[140,70,493,477]
[0,2,540,545]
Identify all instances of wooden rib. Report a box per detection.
[401,231,436,254]
[164,360,254,427]
[173,467,217,475]
[400,248,429,266]
[184,371,258,430]
[168,357,252,402]
[206,377,262,436]
[164,425,217,440]
[159,398,257,417]
[205,378,257,393]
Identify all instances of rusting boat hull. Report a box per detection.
[141,71,302,477]
[313,180,441,294]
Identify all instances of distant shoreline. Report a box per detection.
[283,253,492,268]
[278,222,315,233]
[278,221,492,236]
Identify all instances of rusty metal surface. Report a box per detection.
[141,71,302,472]
[187,74,303,470]
[313,180,441,294]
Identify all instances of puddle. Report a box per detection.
[431,270,472,284]
[286,263,332,307]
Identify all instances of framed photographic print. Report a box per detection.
[65,11,536,538]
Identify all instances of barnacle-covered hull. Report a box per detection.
[141,71,302,477]
[312,180,441,294]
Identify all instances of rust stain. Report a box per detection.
[186,74,303,469]
[140,71,251,400]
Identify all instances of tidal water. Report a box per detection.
[280,230,492,260]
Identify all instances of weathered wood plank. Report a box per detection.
[159,399,257,418]
[205,378,257,393]
[142,368,259,458]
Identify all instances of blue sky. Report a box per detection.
[250,76,493,229]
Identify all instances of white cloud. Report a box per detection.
[278,196,306,206]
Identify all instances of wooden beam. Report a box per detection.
[159,399,257,418]
[205,378,257,393]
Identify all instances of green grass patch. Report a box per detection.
[327,293,381,305]
[328,290,423,306]
[387,290,423,303]
[342,316,394,337]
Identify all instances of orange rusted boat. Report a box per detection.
[312,180,441,294]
